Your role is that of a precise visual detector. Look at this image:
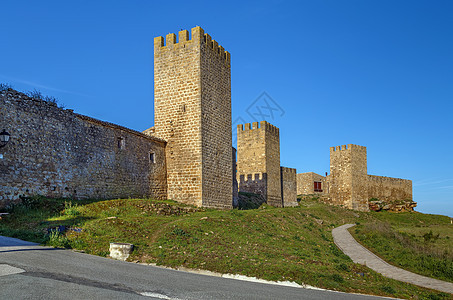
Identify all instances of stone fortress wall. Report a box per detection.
[236,121,281,206]
[329,144,369,211]
[153,27,232,209]
[0,89,167,208]
[296,172,327,195]
[280,167,298,207]
[0,26,412,212]
[367,175,412,202]
[297,144,413,212]
[236,121,298,207]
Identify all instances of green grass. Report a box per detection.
[352,211,453,283]
[0,195,451,300]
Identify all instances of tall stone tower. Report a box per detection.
[236,121,282,207]
[329,144,368,211]
[153,26,232,209]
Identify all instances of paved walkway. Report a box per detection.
[332,224,453,294]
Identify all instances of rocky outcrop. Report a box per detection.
[368,199,417,212]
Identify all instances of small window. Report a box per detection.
[149,152,155,163]
[314,181,323,192]
[117,137,125,149]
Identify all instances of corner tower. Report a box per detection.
[153,27,232,208]
[329,144,368,211]
[236,121,282,207]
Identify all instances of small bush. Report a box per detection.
[380,285,396,294]
[27,89,63,107]
[47,230,71,248]
[423,230,440,243]
[171,227,190,237]
[331,274,344,283]
[64,201,80,216]
[335,263,350,272]
[0,83,12,91]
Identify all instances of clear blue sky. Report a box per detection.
[1,1,452,217]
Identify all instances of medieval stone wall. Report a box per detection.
[238,173,267,198]
[200,29,233,209]
[153,27,232,209]
[296,172,327,195]
[265,122,282,207]
[0,89,167,208]
[236,121,282,206]
[280,167,298,207]
[367,175,412,202]
[232,147,238,207]
[329,144,368,211]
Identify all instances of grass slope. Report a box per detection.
[352,211,453,283]
[0,196,451,300]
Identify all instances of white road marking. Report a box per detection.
[0,264,25,277]
[139,291,181,299]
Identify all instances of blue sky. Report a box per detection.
[1,1,452,217]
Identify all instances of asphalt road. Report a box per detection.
[0,236,387,300]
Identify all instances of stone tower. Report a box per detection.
[236,121,282,207]
[153,26,232,209]
[329,144,368,211]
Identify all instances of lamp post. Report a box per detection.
[0,129,10,148]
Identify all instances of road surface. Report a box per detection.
[0,235,387,300]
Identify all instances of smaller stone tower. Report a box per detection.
[329,144,368,211]
[236,121,282,207]
[280,167,298,207]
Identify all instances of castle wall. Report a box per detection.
[296,172,327,195]
[236,121,282,206]
[367,175,412,202]
[329,144,368,211]
[281,167,298,207]
[153,27,232,208]
[0,89,167,208]
[238,173,267,198]
[200,30,233,209]
[232,147,238,207]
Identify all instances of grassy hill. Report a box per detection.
[0,195,451,299]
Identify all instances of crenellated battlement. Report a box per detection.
[330,144,367,152]
[154,26,230,65]
[237,121,279,136]
[239,173,267,183]
[280,166,296,174]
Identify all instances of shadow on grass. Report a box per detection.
[237,192,266,210]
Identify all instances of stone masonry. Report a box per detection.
[0,26,412,212]
[280,167,298,207]
[329,144,369,211]
[297,144,413,212]
[296,172,327,195]
[237,121,282,207]
[0,89,167,208]
[153,27,232,209]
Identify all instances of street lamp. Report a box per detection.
[0,129,10,148]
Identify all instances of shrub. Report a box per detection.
[380,285,396,294]
[331,274,344,283]
[47,230,71,248]
[0,83,12,91]
[27,89,63,108]
[171,227,190,237]
[423,230,440,243]
[64,201,80,216]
